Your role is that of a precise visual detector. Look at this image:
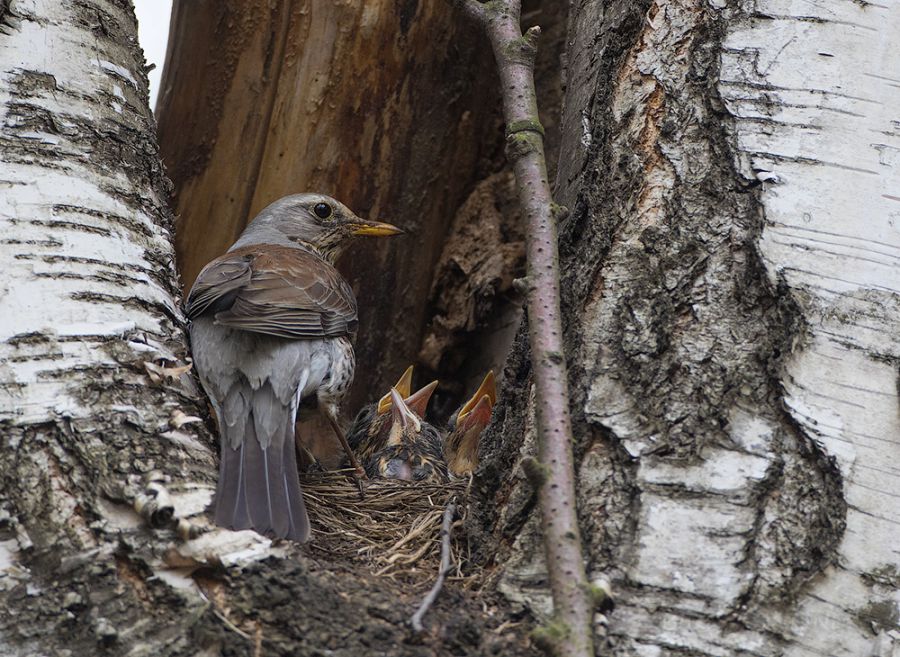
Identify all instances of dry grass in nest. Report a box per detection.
[301,469,474,588]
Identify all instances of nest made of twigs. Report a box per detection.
[301,469,473,587]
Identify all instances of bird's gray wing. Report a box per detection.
[187,245,358,340]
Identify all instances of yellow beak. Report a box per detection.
[406,379,439,418]
[389,387,421,432]
[458,371,497,422]
[377,365,414,415]
[353,220,404,237]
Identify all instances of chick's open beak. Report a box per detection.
[390,387,421,432]
[405,380,438,418]
[353,220,404,237]
[457,371,497,423]
[460,395,493,430]
[377,366,414,415]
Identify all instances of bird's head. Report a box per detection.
[445,371,496,476]
[239,193,402,262]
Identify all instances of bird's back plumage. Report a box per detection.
[187,245,358,339]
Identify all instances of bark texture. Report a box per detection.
[472,1,899,655]
[156,0,501,415]
[0,0,219,654]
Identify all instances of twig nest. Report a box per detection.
[301,470,473,587]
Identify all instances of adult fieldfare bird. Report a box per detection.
[186,193,402,541]
[347,365,438,466]
[364,388,448,482]
[444,371,496,477]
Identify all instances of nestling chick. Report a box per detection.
[444,371,496,477]
[365,388,448,482]
[347,366,437,466]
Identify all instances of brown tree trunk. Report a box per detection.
[156,0,501,417]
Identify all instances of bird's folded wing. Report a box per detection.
[185,254,253,318]
[186,245,358,340]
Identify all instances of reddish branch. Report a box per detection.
[452,1,594,655]
[410,500,457,632]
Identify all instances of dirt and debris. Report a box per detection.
[193,472,542,657]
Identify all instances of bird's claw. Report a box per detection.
[353,467,367,498]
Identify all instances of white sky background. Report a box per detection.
[133,0,173,112]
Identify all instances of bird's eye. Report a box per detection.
[313,202,333,219]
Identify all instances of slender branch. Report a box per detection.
[410,500,456,632]
[449,2,595,656]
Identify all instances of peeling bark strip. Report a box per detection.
[472,0,899,656]
[453,1,594,656]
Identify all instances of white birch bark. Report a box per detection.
[0,2,235,654]
[476,1,900,656]
[0,0,184,423]
[721,2,900,655]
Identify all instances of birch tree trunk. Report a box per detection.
[0,0,220,653]
[473,1,900,655]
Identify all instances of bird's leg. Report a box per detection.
[325,413,364,474]
[295,431,321,473]
[322,407,367,495]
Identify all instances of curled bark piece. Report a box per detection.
[133,480,175,528]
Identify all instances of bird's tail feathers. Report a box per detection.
[215,386,309,542]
